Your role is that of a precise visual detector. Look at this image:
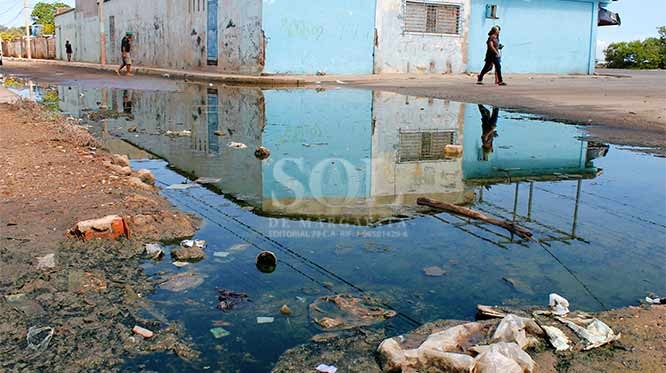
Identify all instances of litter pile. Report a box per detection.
[377,293,621,372]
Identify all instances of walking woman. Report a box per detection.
[477,26,506,86]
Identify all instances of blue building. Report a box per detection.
[467,0,616,74]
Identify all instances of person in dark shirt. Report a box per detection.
[65,41,73,62]
[478,104,499,161]
[477,27,506,86]
[116,32,133,76]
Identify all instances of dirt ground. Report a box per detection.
[357,69,666,154]
[0,101,200,371]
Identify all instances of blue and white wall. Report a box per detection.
[467,0,605,74]
[262,0,377,74]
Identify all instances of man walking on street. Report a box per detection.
[65,41,73,62]
[116,32,133,76]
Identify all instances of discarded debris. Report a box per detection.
[645,296,665,305]
[172,261,190,268]
[280,304,293,316]
[423,266,447,277]
[213,251,231,258]
[166,130,192,137]
[171,246,205,262]
[160,272,204,292]
[472,342,535,373]
[210,327,231,339]
[257,317,275,324]
[557,317,620,350]
[310,295,397,331]
[68,215,130,241]
[492,314,542,349]
[315,364,337,373]
[36,253,56,270]
[195,177,221,185]
[255,146,271,160]
[256,251,277,273]
[213,130,225,136]
[26,326,55,352]
[217,289,249,312]
[549,293,570,316]
[166,183,197,190]
[541,325,571,352]
[133,325,155,339]
[477,305,508,319]
[417,198,533,240]
[228,142,248,149]
[145,243,164,259]
[229,243,251,252]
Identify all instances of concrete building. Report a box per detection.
[56,0,617,75]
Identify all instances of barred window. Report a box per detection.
[399,130,456,162]
[405,1,462,35]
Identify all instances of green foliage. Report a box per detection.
[31,2,70,31]
[605,26,666,69]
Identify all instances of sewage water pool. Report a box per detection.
[4,78,666,371]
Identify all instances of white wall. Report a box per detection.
[57,0,263,73]
[374,0,471,74]
[371,91,468,204]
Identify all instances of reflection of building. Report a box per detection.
[58,86,606,223]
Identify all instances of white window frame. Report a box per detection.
[403,0,464,37]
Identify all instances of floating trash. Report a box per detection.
[256,251,277,274]
[210,327,231,339]
[257,317,275,324]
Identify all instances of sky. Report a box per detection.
[0,0,75,28]
[596,0,666,59]
[1,0,663,60]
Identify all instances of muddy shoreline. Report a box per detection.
[0,101,200,371]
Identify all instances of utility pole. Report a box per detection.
[24,0,31,59]
[98,0,106,64]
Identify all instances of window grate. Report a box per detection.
[405,1,462,35]
[399,130,456,162]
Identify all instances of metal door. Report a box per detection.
[207,0,218,65]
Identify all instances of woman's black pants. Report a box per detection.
[478,58,503,83]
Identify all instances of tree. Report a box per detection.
[31,2,70,31]
[0,26,23,41]
[604,26,666,69]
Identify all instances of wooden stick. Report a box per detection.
[417,197,533,240]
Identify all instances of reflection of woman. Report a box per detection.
[479,104,499,161]
[477,26,506,86]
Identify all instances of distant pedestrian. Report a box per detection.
[116,32,133,76]
[65,40,73,62]
[477,26,506,86]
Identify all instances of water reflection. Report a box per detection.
[56,85,605,226]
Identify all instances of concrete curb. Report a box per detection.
[5,57,307,86]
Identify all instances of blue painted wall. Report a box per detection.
[262,90,373,200]
[262,0,376,74]
[468,0,600,74]
[462,104,597,179]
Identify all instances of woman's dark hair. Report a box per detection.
[488,27,498,36]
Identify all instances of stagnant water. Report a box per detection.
[4,77,666,371]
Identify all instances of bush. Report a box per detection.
[605,26,666,69]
